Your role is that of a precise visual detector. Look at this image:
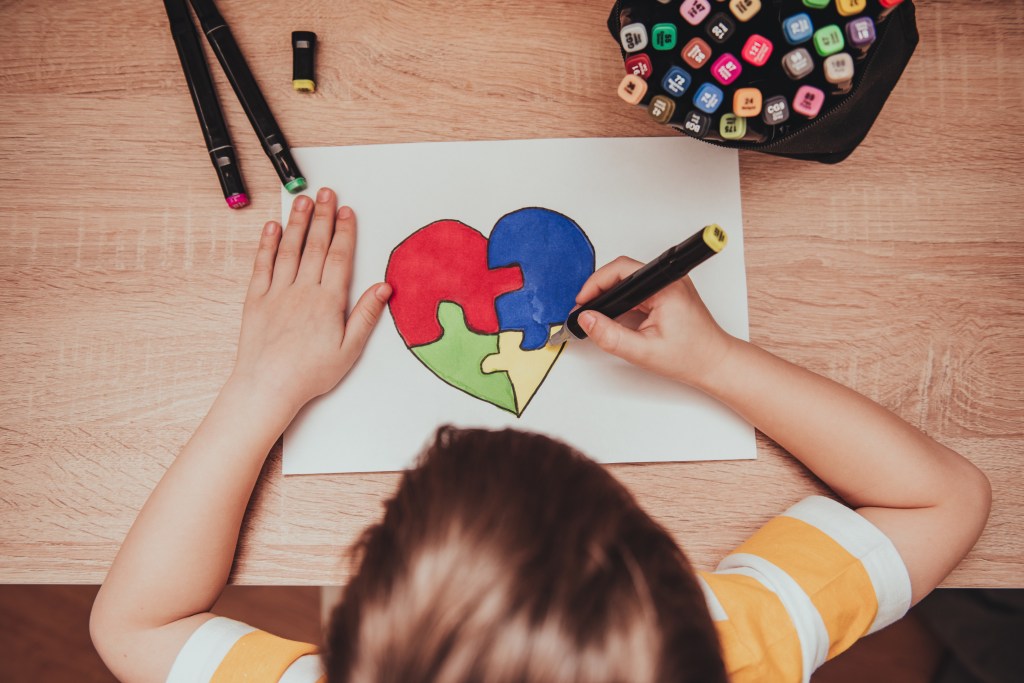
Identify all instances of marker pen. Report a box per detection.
[681,37,713,69]
[762,95,790,125]
[706,13,736,44]
[845,17,876,57]
[823,52,855,94]
[680,109,712,138]
[648,95,677,123]
[662,66,693,97]
[625,54,654,79]
[548,225,728,344]
[618,73,648,104]
[733,87,762,117]
[163,0,248,209]
[189,0,307,193]
[793,84,825,118]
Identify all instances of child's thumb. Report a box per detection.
[578,310,646,364]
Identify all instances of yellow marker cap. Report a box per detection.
[702,224,728,252]
[293,79,316,93]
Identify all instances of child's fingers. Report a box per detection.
[339,283,392,362]
[296,188,337,284]
[576,256,644,304]
[272,194,315,288]
[247,222,281,298]
[579,310,649,366]
[321,206,357,301]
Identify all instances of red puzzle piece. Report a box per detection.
[385,220,524,347]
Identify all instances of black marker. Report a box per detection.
[188,0,307,193]
[548,224,727,345]
[163,0,248,209]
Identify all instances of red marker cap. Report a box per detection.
[625,54,653,80]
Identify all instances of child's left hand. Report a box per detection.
[231,187,391,419]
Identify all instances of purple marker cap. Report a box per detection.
[845,17,876,52]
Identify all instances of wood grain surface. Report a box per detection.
[0,1,1021,585]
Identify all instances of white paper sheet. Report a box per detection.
[282,137,753,474]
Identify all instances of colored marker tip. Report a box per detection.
[285,177,308,194]
[226,193,250,209]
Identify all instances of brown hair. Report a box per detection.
[325,427,726,683]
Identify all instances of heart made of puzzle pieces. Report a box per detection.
[385,208,595,416]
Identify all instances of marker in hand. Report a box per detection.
[548,224,727,345]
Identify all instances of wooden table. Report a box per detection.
[1,1,1020,586]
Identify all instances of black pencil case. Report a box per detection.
[608,0,918,163]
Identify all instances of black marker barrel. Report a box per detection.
[562,225,727,341]
[163,0,248,209]
[189,0,307,193]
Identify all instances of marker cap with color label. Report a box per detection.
[741,34,773,66]
[782,48,814,80]
[813,25,845,57]
[824,52,855,89]
[706,13,736,44]
[783,13,814,45]
[733,88,762,117]
[681,110,712,137]
[662,66,693,97]
[693,82,724,114]
[719,113,747,140]
[728,0,761,23]
[648,95,677,123]
[793,84,825,118]
[626,54,653,79]
[620,23,649,53]
[845,17,876,54]
[680,0,712,26]
[762,95,790,125]
[711,53,742,86]
[652,23,678,50]
[618,73,648,104]
[681,37,713,69]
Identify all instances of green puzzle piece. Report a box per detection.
[411,302,517,414]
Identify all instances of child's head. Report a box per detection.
[325,427,726,683]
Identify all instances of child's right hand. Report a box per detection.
[575,256,733,387]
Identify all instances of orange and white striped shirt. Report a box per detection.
[167,496,910,683]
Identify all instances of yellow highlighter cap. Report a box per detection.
[293,79,316,93]
[702,224,728,252]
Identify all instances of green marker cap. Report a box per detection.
[285,177,308,194]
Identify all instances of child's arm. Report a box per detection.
[90,189,391,683]
[576,256,991,605]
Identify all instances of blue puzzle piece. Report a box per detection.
[487,208,595,350]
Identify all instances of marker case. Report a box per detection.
[609,0,918,163]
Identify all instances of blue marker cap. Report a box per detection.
[693,82,724,114]
[783,13,814,45]
[661,66,693,98]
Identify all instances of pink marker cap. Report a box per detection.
[793,85,825,118]
[226,193,250,209]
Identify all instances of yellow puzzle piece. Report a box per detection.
[481,328,565,414]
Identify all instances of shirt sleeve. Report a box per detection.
[698,496,912,683]
[166,616,324,683]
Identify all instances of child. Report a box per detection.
[90,188,991,683]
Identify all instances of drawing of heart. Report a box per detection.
[384,208,595,416]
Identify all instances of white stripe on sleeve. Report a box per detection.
[697,574,728,622]
[166,617,255,683]
[781,496,912,633]
[717,555,830,683]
